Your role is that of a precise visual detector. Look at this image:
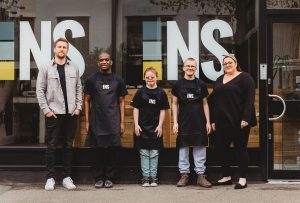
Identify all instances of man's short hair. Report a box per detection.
[54,37,69,48]
[99,51,112,59]
[184,57,197,66]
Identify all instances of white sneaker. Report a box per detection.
[62,177,76,190]
[150,177,158,187]
[142,182,151,187]
[150,182,158,187]
[141,177,150,187]
[45,178,55,191]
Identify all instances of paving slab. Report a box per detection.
[0,183,300,203]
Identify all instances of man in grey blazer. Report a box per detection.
[36,37,82,191]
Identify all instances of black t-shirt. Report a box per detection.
[57,64,68,114]
[83,72,128,139]
[210,72,257,129]
[131,86,170,149]
[171,78,209,104]
[84,72,128,97]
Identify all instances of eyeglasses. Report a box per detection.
[223,61,234,66]
[145,76,156,80]
[184,65,196,68]
[98,58,110,62]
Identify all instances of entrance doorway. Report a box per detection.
[268,21,300,178]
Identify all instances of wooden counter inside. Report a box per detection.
[73,88,260,148]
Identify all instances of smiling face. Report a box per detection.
[53,41,68,60]
[97,52,113,73]
[183,59,197,78]
[144,69,158,88]
[223,57,238,75]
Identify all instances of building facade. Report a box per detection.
[0,0,300,181]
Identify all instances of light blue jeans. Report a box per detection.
[140,149,159,178]
[178,146,206,175]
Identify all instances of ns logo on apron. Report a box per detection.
[102,84,110,90]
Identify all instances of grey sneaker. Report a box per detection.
[104,180,113,188]
[176,173,189,187]
[95,180,104,188]
[141,177,150,187]
[197,174,212,188]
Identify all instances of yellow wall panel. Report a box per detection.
[0,62,14,80]
[143,61,162,80]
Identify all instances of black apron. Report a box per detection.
[86,73,121,147]
[134,87,163,149]
[177,79,208,147]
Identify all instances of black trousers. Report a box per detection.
[94,146,119,181]
[215,126,251,178]
[45,114,77,179]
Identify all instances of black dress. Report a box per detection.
[131,86,170,149]
[84,72,128,147]
[210,72,257,129]
[172,78,209,147]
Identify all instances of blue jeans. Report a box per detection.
[178,146,206,175]
[140,149,159,178]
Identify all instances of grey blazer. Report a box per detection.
[36,59,82,115]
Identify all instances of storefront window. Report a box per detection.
[125,16,172,87]
[117,0,259,148]
[117,0,238,87]
[0,0,112,146]
[0,0,259,148]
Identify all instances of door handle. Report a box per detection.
[268,94,286,121]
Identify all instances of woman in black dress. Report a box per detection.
[210,54,257,189]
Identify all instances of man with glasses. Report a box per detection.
[171,57,212,188]
[84,51,128,188]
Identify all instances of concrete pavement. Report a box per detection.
[0,183,300,203]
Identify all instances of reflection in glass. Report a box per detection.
[272,23,300,170]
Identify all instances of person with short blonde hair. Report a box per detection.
[172,58,212,188]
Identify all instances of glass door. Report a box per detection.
[269,22,300,178]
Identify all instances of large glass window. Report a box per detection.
[125,16,172,87]
[117,0,259,148]
[0,0,259,149]
[118,0,239,87]
[0,0,112,146]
